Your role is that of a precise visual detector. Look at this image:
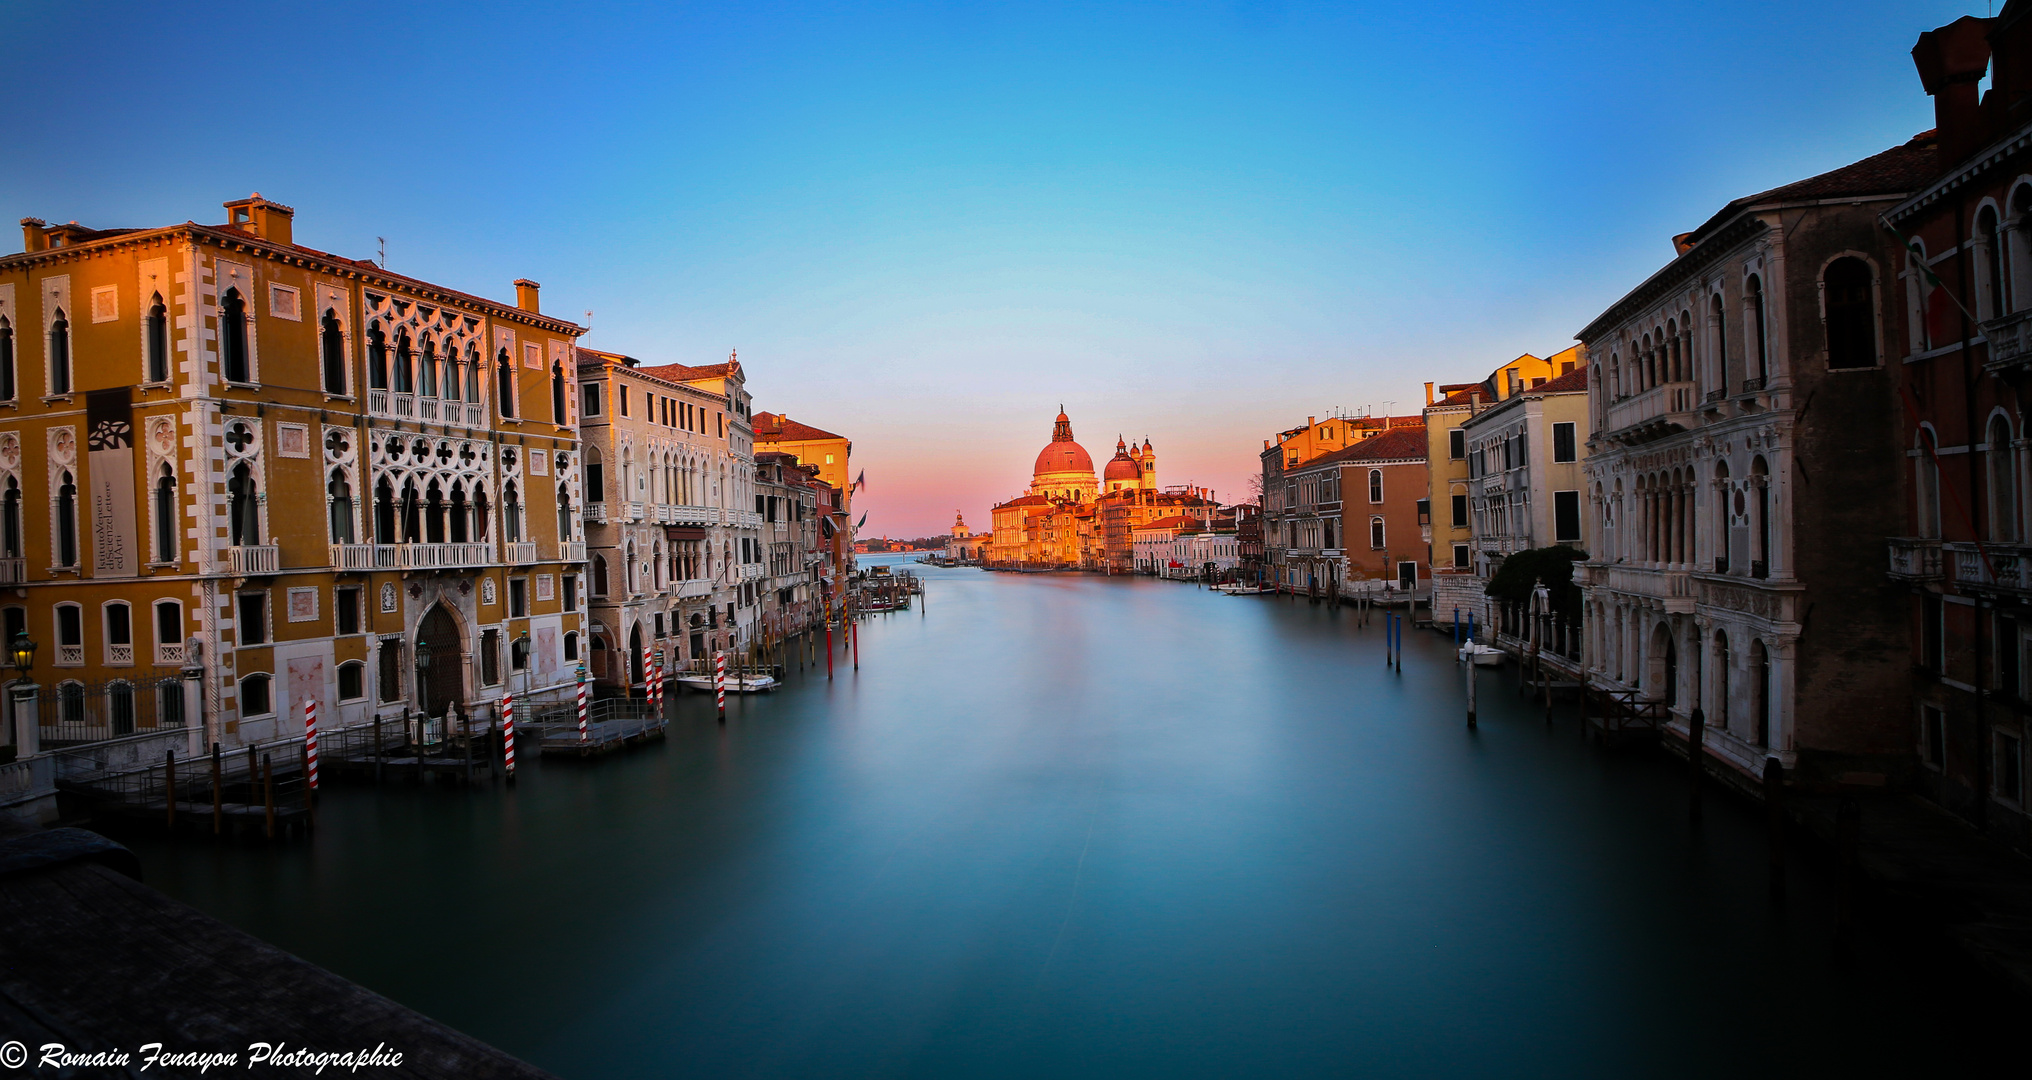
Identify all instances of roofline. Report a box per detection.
[1,222,585,336]
[1888,119,2032,225]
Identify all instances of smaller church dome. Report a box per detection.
[1104,436,1139,482]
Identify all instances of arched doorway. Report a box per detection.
[1647,621,1675,705]
[416,604,463,717]
[628,623,645,688]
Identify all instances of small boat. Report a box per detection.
[674,671,780,693]
[1458,643,1505,667]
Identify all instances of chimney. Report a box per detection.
[1913,16,1995,166]
[19,218,47,253]
[222,193,295,246]
[514,279,541,314]
[1672,232,1696,256]
[1424,382,1434,406]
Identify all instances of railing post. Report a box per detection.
[8,681,39,760]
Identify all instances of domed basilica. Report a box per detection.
[990,407,1218,572]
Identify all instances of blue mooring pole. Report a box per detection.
[1452,607,1460,645]
[1467,611,1477,645]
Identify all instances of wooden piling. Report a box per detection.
[1687,708,1705,821]
[211,743,222,835]
[301,741,315,832]
[262,753,275,840]
[1465,654,1477,728]
[1764,756,1785,896]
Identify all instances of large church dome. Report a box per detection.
[1033,410,1094,477]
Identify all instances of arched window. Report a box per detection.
[154,601,182,664]
[418,337,439,397]
[153,466,176,562]
[2011,186,2032,313]
[1709,293,1728,395]
[227,463,259,545]
[450,482,469,543]
[327,470,353,545]
[564,631,579,661]
[320,309,345,394]
[594,553,609,596]
[367,322,389,390]
[104,602,131,668]
[1750,456,1770,577]
[1981,205,2008,319]
[1713,460,1731,570]
[56,470,78,567]
[240,673,273,717]
[338,660,366,702]
[0,315,13,400]
[1,475,18,558]
[1917,428,1942,539]
[374,476,397,544]
[1990,414,2020,542]
[49,308,71,395]
[1713,631,1731,731]
[1750,639,1771,747]
[1824,257,1877,369]
[424,480,446,543]
[558,488,573,541]
[220,288,250,383]
[442,346,458,401]
[465,346,481,402]
[1744,275,1768,385]
[473,486,490,541]
[147,294,170,383]
[552,362,567,424]
[392,331,413,394]
[1368,469,1383,503]
[399,479,421,543]
[1369,516,1385,549]
[503,481,522,542]
[496,349,515,417]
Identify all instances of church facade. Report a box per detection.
[988,409,1217,571]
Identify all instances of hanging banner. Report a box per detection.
[86,388,137,576]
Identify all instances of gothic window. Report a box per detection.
[443,347,459,401]
[154,466,177,562]
[220,288,250,383]
[1712,631,1731,730]
[1745,274,1768,385]
[465,346,481,402]
[1709,293,1728,394]
[399,479,422,543]
[147,294,170,383]
[1824,257,1878,369]
[392,331,414,393]
[474,486,491,541]
[418,337,439,397]
[1,476,17,558]
[594,553,609,596]
[326,470,354,545]
[497,349,515,417]
[450,483,470,543]
[425,480,446,543]
[226,463,259,545]
[56,470,78,566]
[1981,205,2008,320]
[0,316,12,400]
[49,308,71,395]
[1750,456,1770,576]
[558,488,573,541]
[504,481,522,542]
[374,476,396,544]
[552,362,567,424]
[367,322,388,390]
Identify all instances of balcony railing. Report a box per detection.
[558,541,586,562]
[464,403,486,428]
[1740,376,1765,394]
[504,541,539,565]
[1605,380,1696,437]
[676,578,713,599]
[330,542,494,571]
[369,388,390,414]
[58,645,83,666]
[225,544,280,576]
[156,642,184,666]
[109,644,133,665]
[671,504,713,526]
[0,557,23,584]
[738,563,763,582]
[1947,541,2032,593]
[1597,565,1695,606]
[1887,537,1943,582]
[585,503,608,525]
[623,502,645,522]
[418,397,441,422]
[393,392,415,419]
[1984,308,2032,372]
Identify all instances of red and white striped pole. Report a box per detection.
[576,665,590,743]
[652,652,664,714]
[501,693,516,780]
[303,698,319,791]
[714,650,726,722]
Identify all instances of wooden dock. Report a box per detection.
[533,698,667,758]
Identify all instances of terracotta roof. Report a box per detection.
[995,494,1051,508]
[636,361,734,384]
[1534,366,1589,393]
[753,411,846,442]
[1308,425,1429,466]
[1688,130,1939,243]
[1136,516,1196,531]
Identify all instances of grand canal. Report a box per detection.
[128,560,2004,1077]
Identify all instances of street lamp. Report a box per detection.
[513,632,531,698]
[11,631,35,680]
[415,638,433,718]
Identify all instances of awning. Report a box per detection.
[665,525,706,540]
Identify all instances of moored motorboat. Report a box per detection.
[674,671,780,693]
[1458,642,1505,666]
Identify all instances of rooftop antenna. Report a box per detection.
[376,237,385,269]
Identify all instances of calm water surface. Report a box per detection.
[129,560,2000,1077]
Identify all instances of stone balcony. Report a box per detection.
[1887,537,1943,582]
[676,578,714,599]
[330,542,494,571]
[0,557,23,584]
[585,503,608,525]
[504,542,539,565]
[1603,380,1697,445]
[1589,563,1695,611]
[224,544,280,576]
[738,563,763,582]
[1984,308,2032,374]
[1945,541,2032,595]
[558,541,587,563]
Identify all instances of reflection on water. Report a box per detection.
[129,559,2003,1077]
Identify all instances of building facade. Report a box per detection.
[1,197,587,783]
[1578,136,1927,786]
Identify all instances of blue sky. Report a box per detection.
[3,1,1978,535]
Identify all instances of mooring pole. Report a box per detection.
[1687,707,1706,822]
[211,742,222,835]
[262,753,276,840]
[1466,654,1477,728]
[1765,756,1786,897]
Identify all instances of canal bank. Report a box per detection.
[119,562,2013,1077]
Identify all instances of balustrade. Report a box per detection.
[1886,537,1943,582]
[225,544,280,576]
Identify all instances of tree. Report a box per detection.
[1484,545,1589,623]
